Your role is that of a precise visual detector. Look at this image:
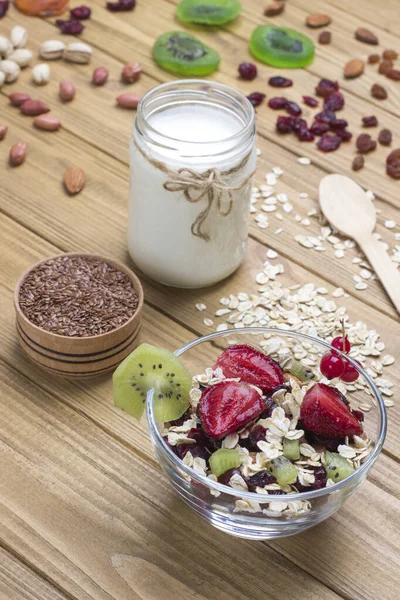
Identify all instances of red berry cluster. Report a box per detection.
[320,333,360,383]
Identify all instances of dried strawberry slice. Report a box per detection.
[214,344,283,392]
[300,383,363,438]
[199,381,264,439]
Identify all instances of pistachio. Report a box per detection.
[92,66,109,86]
[40,39,66,60]
[0,60,20,83]
[116,92,141,108]
[0,71,4,88]
[0,124,8,141]
[33,114,61,131]
[0,35,12,58]
[7,48,33,68]
[63,41,92,64]
[9,142,27,166]
[59,79,76,102]
[10,25,28,49]
[32,63,50,85]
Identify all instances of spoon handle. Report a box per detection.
[359,235,400,314]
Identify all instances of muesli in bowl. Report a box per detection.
[113,328,386,539]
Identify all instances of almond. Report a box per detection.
[386,68,400,81]
[344,59,364,79]
[10,141,27,166]
[306,13,331,28]
[379,60,393,75]
[33,114,61,131]
[355,27,378,45]
[92,66,109,86]
[368,54,380,64]
[116,93,141,109]
[59,80,76,102]
[64,167,85,194]
[0,124,8,141]
[264,1,284,17]
[20,99,50,116]
[9,92,31,107]
[371,83,387,100]
[121,61,142,84]
[382,49,397,61]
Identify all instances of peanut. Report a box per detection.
[59,80,76,102]
[33,114,61,131]
[20,99,50,116]
[121,61,142,83]
[10,141,27,166]
[9,92,31,107]
[92,66,109,86]
[116,93,141,109]
[0,124,8,141]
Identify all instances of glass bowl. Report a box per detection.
[146,328,386,540]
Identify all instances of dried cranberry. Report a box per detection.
[351,409,365,422]
[218,468,241,486]
[371,83,387,100]
[259,397,276,419]
[386,149,400,179]
[335,129,352,141]
[315,78,339,98]
[324,91,345,111]
[378,128,392,146]
[330,118,348,130]
[310,121,330,136]
[362,115,378,127]
[291,117,307,131]
[169,409,192,427]
[245,471,277,491]
[187,428,207,445]
[0,0,9,17]
[352,155,365,171]
[70,5,91,19]
[268,97,288,110]
[286,101,302,117]
[302,95,318,107]
[317,134,342,152]
[315,109,336,124]
[297,127,315,142]
[106,0,136,10]
[276,116,294,133]
[238,61,257,80]
[312,467,327,490]
[247,424,267,450]
[247,92,266,107]
[268,75,293,88]
[356,133,377,153]
[56,19,85,34]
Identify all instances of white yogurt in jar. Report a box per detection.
[128,81,256,288]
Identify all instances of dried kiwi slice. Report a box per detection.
[284,359,315,382]
[176,0,241,26]
[250,25,315,68]
[209,448,241,477]
[322,451,355,483]
[269,456,298,486]
[113,343,191,422]
[282,438,301,461]
[152,31,220,76]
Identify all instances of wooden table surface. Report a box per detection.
[0,1,399,599]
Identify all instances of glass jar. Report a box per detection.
[129,80,256,288]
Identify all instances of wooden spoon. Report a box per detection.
[319,174,400,314]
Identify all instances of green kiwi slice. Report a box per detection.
[322,451,355,483]
[152,31,221,76]
[113,343,191,422]
[249,25,315,68]
[176,0,242,26]
[282,438,301,461]
[284,359,315,382]
[269,456,298,486]
[209,448,241,477]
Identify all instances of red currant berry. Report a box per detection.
[340,360,361,383]
[331,335,351,354]
[320,353,345,379]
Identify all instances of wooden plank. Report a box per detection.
[0,93,399,322]
[0,547,70,600]
[324,0,400,37]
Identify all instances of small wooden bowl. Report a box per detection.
[14,253,144,379]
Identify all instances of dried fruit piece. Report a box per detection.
[330,118,348,130]
[378,128,392,146]
[368,53,380,64]
[209,448,240,477]
[323,451,354,482]
[63,167,85,194]
[268,97,288,109]
[283,438,300,461]
[121,61,142,83]
[199,380,264,439]
[153,31,220,76]
[56,19,85,35]
[302,95,318,107]
[92,66,109,86]
[315,78,338,97]
[297,127,314,142]
[356,133,376,153]
[352,155,364,171]
[106,0,136,10]
[286,101,302,116]
[335,129,352,142]
[383,49,398,60]
[362,115,378,127]
[245,471,276,491]
[59,80,76,102]
[324,91,344,111]
[176,0,241,25]
[310,121,329,136]
[238,62,257,80]
[306,13,331,28]
[249,25,315,68]
[317,134,341,152]
[371,83,387,100]
[268,75,292,87]
[355,27,378,45]
[0,124,8,140]
[214,344,283,392]
[0,1,9,18]
[247,92,265,107]
[386,149,400,179]
[70,5,91,19]
[116,93,141,108]
[378,60,393,75]
[276,115,294,133]
[269,456,298,485]
[15,0,68,15]
[387,68,400,81]
[9,92,31,107]
[264,1,284,17]
[33,114,61,131]
[344,58,364,79]
[301,383,363,438]
[20,100,50,116]
[315,109,336,124]
[9,141,27,166]
[318,30,331,44]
